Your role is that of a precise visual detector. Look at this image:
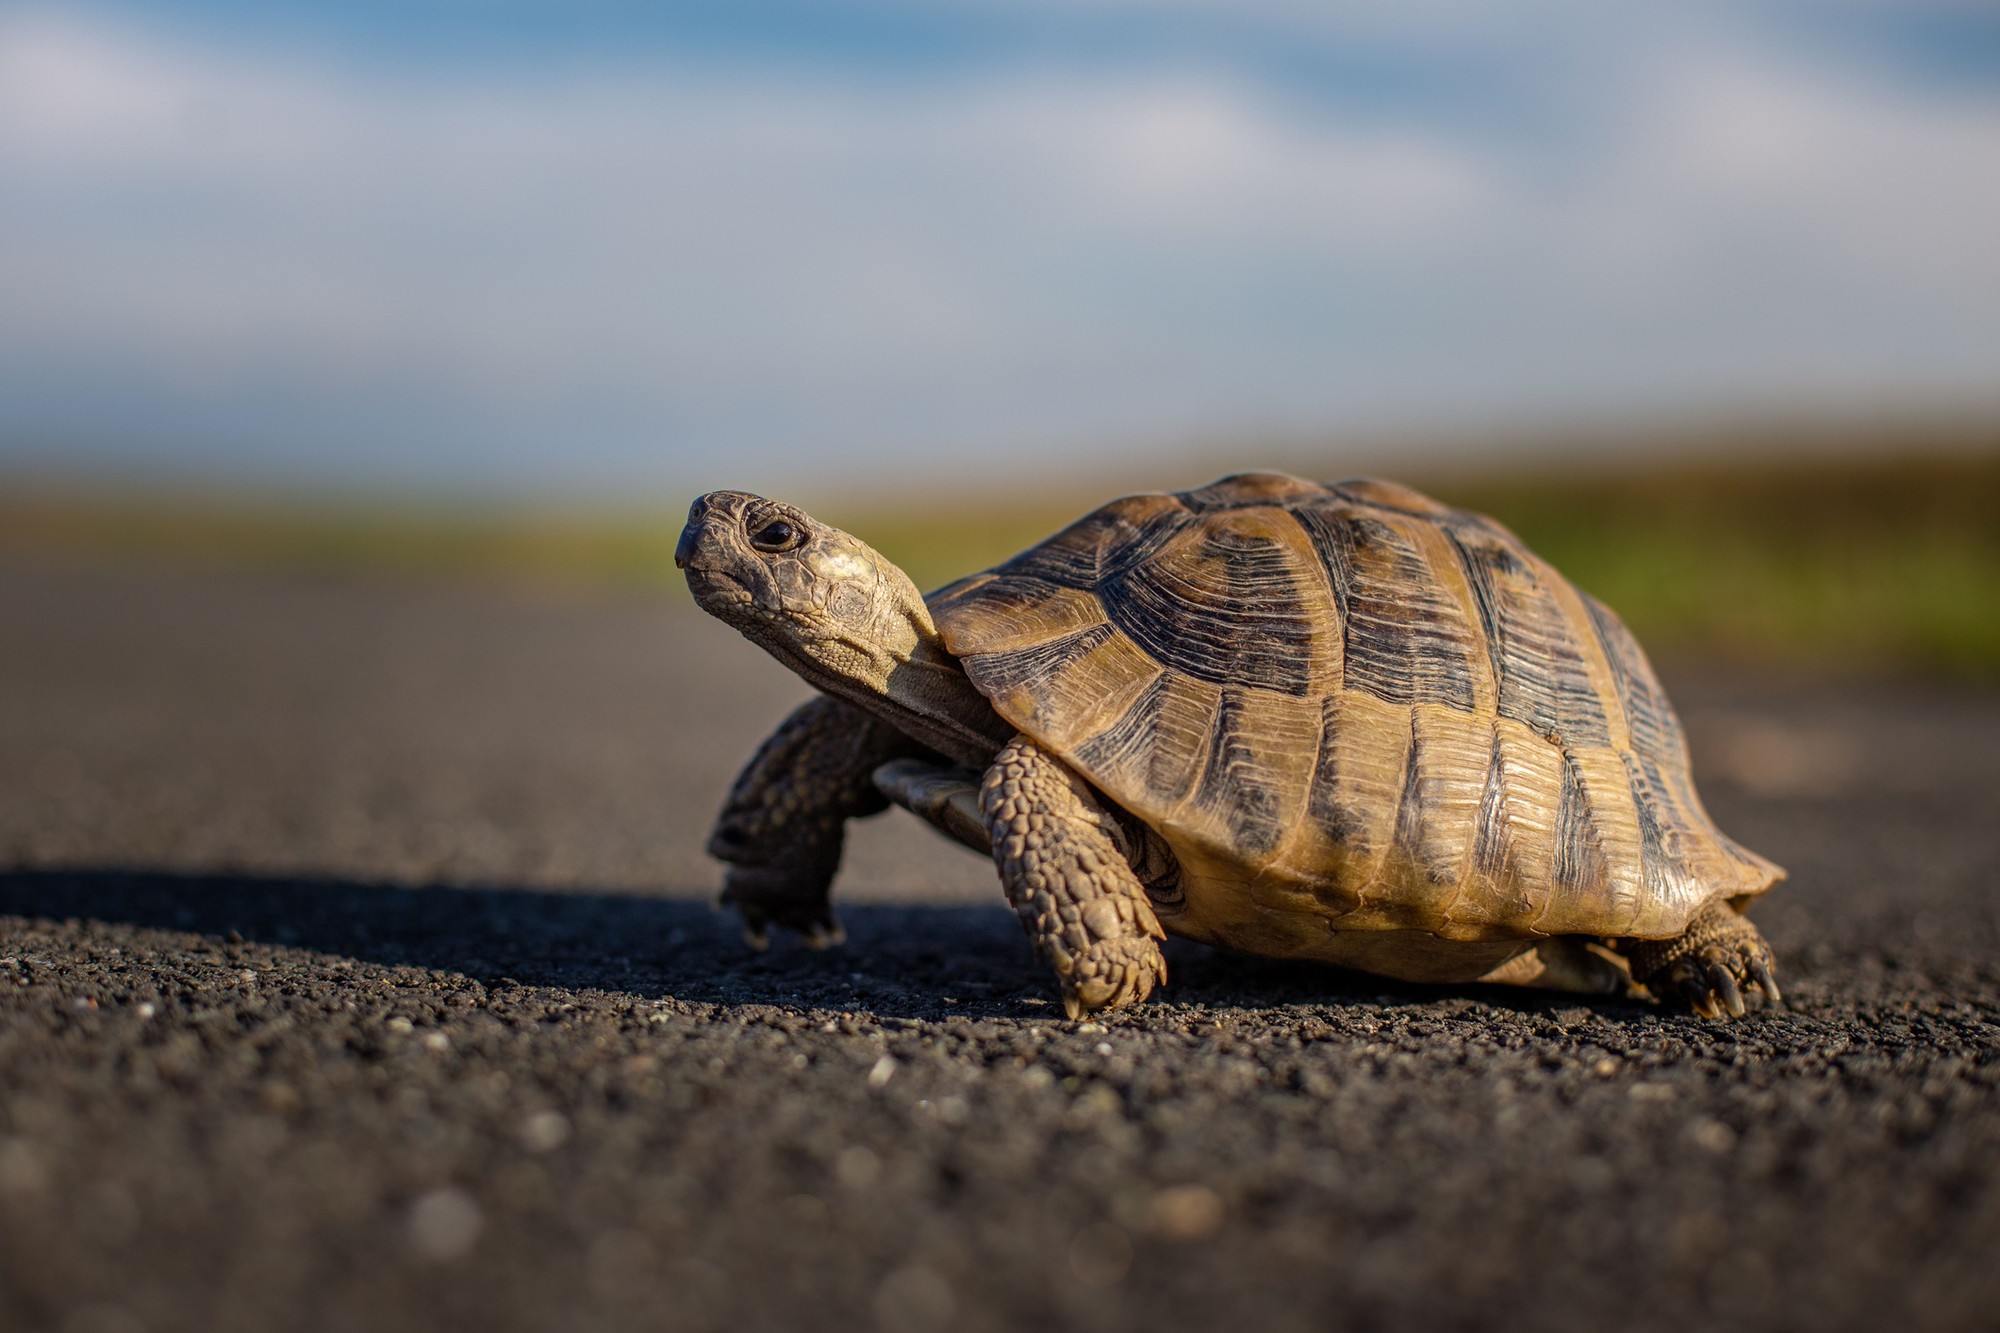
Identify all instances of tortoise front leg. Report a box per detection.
[981,736,1168,1019]
[709,696,921,947]
[1624,900,1782,1020]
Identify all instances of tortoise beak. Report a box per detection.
[675,492,729,571]
[677,490,762,572]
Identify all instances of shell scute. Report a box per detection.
[1291,688,1409,901]
[1179,471,1332,511]
[1329,476,1457,518]
[1184,685,1321,866]
[926,577,1107,657]
[1544,742,1648,934]
[1378,703,1491,927]
[1550,750,1612,911]
[1072,669,1222,812]
[964,624,1160,755]
[1290,504,1485,712]
[1098,503,1341,698]
[1446,525,1614,749]
[981,491,1184,592]
[1460,722,1564,933]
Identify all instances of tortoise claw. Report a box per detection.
[1627,902,1781,1022]
[1711,966,1746,1019]
[727,896,771,951]
[720,866,844,951]
[1640,928,1784,1020]
[1670,954,1754,1021]
[799,917,846,950]
[1682,976,1722,1021]
[1747,956,1783,1008]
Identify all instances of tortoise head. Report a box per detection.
[677,491,974,736]
[677,491,1011,765]
[675,490,929,682]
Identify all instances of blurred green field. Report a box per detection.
[1440,451,2000,680]
[4,437,1997,679]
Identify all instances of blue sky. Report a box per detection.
[2,1,1997,496]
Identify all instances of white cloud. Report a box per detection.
[0,8,1996,491]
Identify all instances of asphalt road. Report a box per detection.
[2,558,1997,1333]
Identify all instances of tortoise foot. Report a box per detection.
[1053,936,1168,1020]
[1627,901,1781,1020]
[720,866,845,950]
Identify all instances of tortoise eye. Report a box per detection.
[749,518,803,552]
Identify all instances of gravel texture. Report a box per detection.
[2,559,1998,1333]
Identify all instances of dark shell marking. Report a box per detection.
[1292,507,1482,711]
[928,473,1782,942]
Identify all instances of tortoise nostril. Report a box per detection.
[674,524,700,570]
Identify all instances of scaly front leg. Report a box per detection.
[710,696,923,947]
[981,736,1168,1019]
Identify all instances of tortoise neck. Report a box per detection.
[766,579,1010,769]
[866,631,1012,769]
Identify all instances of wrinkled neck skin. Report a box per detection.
[742,576,1008,769]
[679,493,1011,769]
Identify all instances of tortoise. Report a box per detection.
[675,472,1784,1020]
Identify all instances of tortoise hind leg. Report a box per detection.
[1478,938,1633,996]
[981,737,1168,1019]
[1623,900,1782,1020]
[873,759,992,855]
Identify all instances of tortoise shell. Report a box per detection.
[927,472,1781,964]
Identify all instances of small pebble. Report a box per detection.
[1689,1118,1738,1154]
[519,1111,571,1153]
[407,1188,483,1262]
[1148,1184,1225,1241]
[835,1146,881,1188]
[0,1138,49,1196]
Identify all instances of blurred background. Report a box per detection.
[2,0,1997,675]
